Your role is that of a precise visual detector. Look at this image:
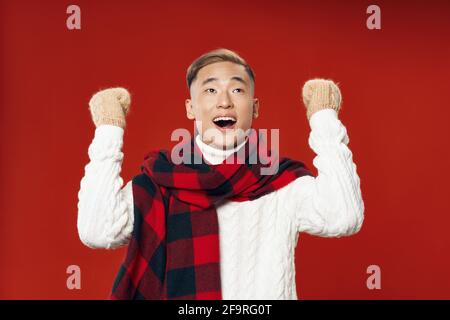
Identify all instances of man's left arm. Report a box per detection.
[279,79,365,237]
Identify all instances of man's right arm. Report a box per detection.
[77,124,134,249]
[77,87,134,249]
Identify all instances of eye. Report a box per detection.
[205,88,216,93]
[233,88,244,93]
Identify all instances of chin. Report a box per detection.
[203,127,249,150]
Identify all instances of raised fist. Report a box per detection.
[88,87,131,129]
[302,79,342,120]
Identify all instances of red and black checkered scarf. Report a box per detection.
[110,130,313,300]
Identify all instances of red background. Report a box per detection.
[1,0,449,299]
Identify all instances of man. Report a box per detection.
[77,48,364,300]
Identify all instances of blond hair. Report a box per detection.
[186,48,255,90]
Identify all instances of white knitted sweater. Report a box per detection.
[77,108,364,300]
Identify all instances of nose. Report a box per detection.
[217,91,233,109]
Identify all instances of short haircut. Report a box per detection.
[186,48,255,91]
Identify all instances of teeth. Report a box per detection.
[213,116,236,122]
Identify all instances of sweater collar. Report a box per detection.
[195,135,248,165]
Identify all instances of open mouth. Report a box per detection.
[212,116,237,129]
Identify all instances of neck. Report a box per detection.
[195,135,248,165]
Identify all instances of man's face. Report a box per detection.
[185,61,259,149]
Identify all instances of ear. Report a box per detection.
[252,98,259,119]
[185,99,195,120]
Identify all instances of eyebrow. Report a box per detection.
[201,76,248,86]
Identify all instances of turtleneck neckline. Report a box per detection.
[195,135,248,165]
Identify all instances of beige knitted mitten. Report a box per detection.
[88,87,131,129]
[302,79,342,121]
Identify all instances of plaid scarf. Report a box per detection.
[110,130,313,300]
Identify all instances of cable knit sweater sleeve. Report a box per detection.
[77,125,134,249]
[281,108,364,237]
